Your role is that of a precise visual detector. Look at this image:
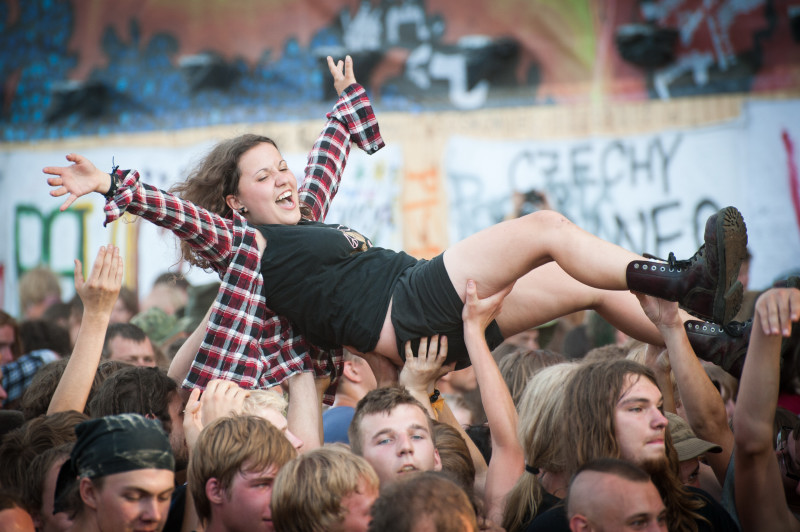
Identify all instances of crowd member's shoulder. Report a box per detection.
[686,486,740,531]
[524,501,568,532]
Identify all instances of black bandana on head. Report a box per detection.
[53,413,174,513]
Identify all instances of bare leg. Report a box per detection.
[494,263,670,345]
[443,210,639,302]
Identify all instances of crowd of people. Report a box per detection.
[1,56,799,532]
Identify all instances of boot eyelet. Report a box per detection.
[634,263,640,269]
[660,266,666,272]
[702,325,708,331]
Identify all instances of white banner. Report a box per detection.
[445,102,800,290]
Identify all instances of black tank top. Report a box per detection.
[256,221,417,352]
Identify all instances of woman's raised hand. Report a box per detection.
[327,55,356,96]
[43,153,110,211]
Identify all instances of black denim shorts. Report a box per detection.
[390,253,504,370]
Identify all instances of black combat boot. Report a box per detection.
[685,319,751,379]
[626,206,748,325]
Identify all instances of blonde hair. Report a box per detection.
[271,445,379,532]
[497,348,565,408]
[503,362,579,532]
[242,388,287,417]
[19,266,61,316]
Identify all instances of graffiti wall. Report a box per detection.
[2,0,798,141]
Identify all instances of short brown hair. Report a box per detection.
[188,415,296,524]
[368,472,477,532]
[0,411,87,494]
[271,445,378,532]
[22,443,72,519]
[87,366,177,432]
[432,420,475,493]
[348,386,430,456]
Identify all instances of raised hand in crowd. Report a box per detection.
[48,245,123,414]
[462,279,524,526]
[399,335,450,418]
[183,378,250,450]
[734,285,800,532]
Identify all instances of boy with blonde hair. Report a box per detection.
[271,446,379,532]
[188,415,297,532]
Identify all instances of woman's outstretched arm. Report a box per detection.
[45,155,237,274]
[48,245,123,414]
[300,55,385,222]
[462,279,525,526]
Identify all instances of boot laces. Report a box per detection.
[642,245,704,270]
[723,319,750,337]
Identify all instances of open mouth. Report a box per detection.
[398,465,418,474]
[276,190,294,207]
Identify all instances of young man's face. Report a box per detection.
[330,479,378,532]
[358,404,441,486]
[614,374,668,467]
[107,336,156,367]
[84,469,174,532]
[215,463,280,532]
[571,472,667,532]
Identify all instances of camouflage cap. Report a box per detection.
[54,413,174,512]
[131,307,181,346]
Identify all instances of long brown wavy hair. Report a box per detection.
[169,134,278,269]
[564,359,707,532]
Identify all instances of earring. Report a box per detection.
[239,206,248,214]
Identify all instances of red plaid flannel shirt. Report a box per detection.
[103,84,384,403]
